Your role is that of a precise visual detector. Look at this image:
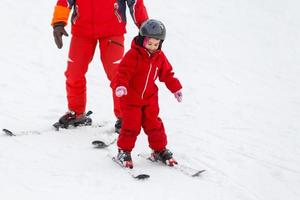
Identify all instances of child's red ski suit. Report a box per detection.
[111,38,182,151]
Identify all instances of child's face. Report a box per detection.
[143,37,160,53]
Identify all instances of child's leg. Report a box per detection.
[65,35,97,114]
[142,97,167,151]
[99,35,125,119]
[117,102,142,152]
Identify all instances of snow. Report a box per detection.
[1,0,300,199]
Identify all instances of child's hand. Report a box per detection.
[174,90,183,102]
[115,86,127,97]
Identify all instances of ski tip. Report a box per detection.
[92,140,107,148]
[86,110,93,116]
[2,128,16,136]
[92,140,104,145]
[52,122,60,131]
[134,174,150,180]
[192,169,206,177]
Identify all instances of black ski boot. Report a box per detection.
[114,118,122,133]
[53,110,92,130]
[116,149,133,169]
[151,148,178,166]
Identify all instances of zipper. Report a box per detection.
[141,63,153,99]
[153,67,158,80]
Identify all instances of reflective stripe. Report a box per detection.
[68,57,74,63]
[132,0,137,24]
[114,3,122,23]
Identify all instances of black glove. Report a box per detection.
[53,22,68,49]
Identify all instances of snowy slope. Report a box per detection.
[1,0,300,199]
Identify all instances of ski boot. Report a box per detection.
[116,149,133,169]
[151,148,178,166]
[114,118,122,134]
[53,110,92,130]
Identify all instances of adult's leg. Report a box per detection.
[65,35,97,114]
[99,35,124,118]
[142,97,167,151]
[117,102,142,152]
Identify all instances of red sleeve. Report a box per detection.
[127,0,149,27]
[158,52,182,93]
[111,49,138,90]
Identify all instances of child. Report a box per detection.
[111,19,183,169]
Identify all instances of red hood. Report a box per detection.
[130,36,162,57]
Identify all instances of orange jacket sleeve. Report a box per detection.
[51,5,71,26]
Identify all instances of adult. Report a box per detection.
[51,0,148,132]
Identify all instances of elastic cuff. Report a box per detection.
[53,22,66,28]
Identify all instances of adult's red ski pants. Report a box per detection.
[65,35,124,118]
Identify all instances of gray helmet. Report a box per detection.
[139,19,166,40]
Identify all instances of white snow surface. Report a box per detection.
[1,0,300,199]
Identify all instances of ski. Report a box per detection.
[111,156,150,180]
[2,128,42,136]
[2,122,104,137]
[92,140,149,180]
[92,139,117,149]
[138,153,205,177]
